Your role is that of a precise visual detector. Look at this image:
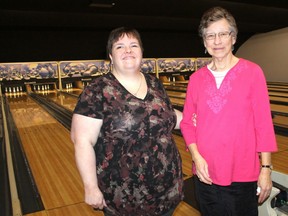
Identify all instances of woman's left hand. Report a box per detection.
[257,168,273,203]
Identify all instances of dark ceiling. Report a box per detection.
[0,0,288,62]
[1,0,288,35]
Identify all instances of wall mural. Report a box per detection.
[0,58,211,81]
[157,58,196,73]
[195,58,212,69]
[0,62,58,81]
[141,59,157,73]
[59,60,110,78]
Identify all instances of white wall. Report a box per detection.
[236,27,288,82]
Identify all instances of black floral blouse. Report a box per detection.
[73,72,184,216]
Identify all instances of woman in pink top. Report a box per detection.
[180,6,277,216]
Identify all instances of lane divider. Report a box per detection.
[0,84,22,216]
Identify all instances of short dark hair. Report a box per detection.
[106,27,144,57]
[199,7,238,40]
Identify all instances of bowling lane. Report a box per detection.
[43,91,79,112]
[271,135,288,175]
[7,89,287,216]
[269,96,288,104]
[6,93,103,215]
[173,134,192,176]
[62,88,83,96]
[269,92,288,98]
[268,87,288,93]
[273,115,288,128]
[166,90,186,99]
[7,91,200,216]
[270,104,288,114]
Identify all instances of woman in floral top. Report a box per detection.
[71,27,183,216]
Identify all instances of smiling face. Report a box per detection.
[203,19,236,59]
[109,34,143,73]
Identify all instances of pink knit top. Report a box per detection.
[180,58,277,186]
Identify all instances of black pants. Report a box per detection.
[194,177,258,216]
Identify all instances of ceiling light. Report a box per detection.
[89,0,115,8]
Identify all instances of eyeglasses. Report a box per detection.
[204,31,232,40]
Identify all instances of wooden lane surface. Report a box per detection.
[173,134,192,177]
[6,94,99,216]
[162,81,189,85]
[24,202,200,216]
[6,89,287,216]
[166,90,186,99]
[164,85,187,92]
[268,87,288,93]
[269,92,288,97]
[44,91,79,111]
[270,96,288,104]
[6,93,200,216]
[38,90,288,213]
[24,203,104,216]
[272,135,288,174]
[267,82,288,87]
[270,104,288,114]
[273,115,288,128]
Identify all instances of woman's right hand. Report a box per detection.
[194,154,213,185]
[188,143,213,185]
[85,187,107,209]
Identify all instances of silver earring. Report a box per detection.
[231,45,234,51]
[109,62,113,71]
[205,48,207,54]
